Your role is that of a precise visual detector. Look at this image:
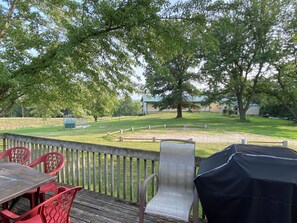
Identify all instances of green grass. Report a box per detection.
[1,112,296,157]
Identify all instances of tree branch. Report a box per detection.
[0,0,18,43]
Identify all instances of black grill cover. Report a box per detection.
[194,144,297,223]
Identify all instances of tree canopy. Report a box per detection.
[0,0,165,117]
[0,0,296,121]
[143,5,206,118]
[201,0,289,121]
[263,0,297,121]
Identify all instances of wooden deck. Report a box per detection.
[8,187,202,223]
[70,188,186,223]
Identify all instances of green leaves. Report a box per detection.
[0,0,165,117]
[202,0,288,121]
[143,12,205,118]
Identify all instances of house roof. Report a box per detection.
[141,95,207,103]
[188,96,208,102]
[141,96,162,102]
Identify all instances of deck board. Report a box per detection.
[71,188,184,223]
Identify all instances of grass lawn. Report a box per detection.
[1,112,296,157]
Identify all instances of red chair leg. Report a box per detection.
[2,202,8,210]
[39,193,46,203]
[29,194,36,209]
[1,217,10,223]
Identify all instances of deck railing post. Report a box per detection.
[3,138,6,151]
[0,134,6,152]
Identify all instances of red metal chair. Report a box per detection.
[0,186,82,223]
[0,146,31,164]
[24,152,65,208]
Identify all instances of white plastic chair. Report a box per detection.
[139,139,199,222]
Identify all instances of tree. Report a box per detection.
[257,0,297,122]
[202,0,284,121]
[113,96,141,116]
[259,96,295,119]
[85,90,119,122]
[145,55,202,118]
[271,0,297,122]
[0,0,165,117]
[143,7,205,118]
[261,62,297,121]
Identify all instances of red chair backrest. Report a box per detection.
[0,147,31,164]
[17,186,82,223]
[28,152,65,175]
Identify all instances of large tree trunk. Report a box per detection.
[238,108,246,121]
[176,104,182,118]
[237,96,247,121]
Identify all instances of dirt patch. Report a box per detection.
[124,129,297,149]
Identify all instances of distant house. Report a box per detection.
[209,99,260,115]
[141,95,209,115]
[246,103,260,115]
[141,95,260,115]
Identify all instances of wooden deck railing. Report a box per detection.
[0,133,201,204]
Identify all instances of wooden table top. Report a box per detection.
[0,162,56,204]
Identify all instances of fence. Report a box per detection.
[107,124,208,136]
[0,133,202,204]
[241,137,288,147]
[119,136,194,142]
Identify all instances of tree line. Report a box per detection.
[0,0,296,121]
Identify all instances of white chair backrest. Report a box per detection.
[158,140,195,194]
